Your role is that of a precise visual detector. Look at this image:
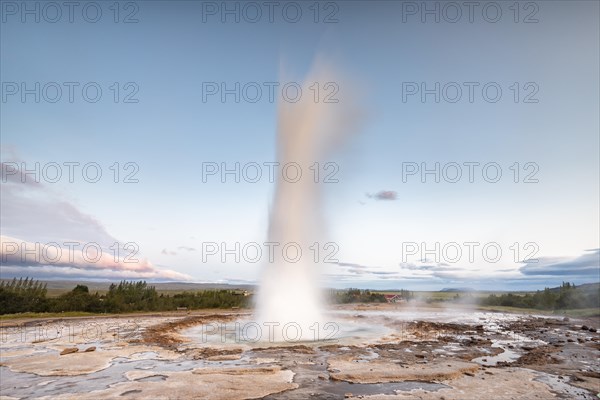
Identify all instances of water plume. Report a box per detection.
[255,58,364,341]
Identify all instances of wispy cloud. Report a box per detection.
[520,249,599,278]
[1,236,192,281]
[1,160,115,245]
[331,261,403,280]
[178,246,196,252]
[0,157,191,281]
[160,246,196,257]
[366,191,397,201]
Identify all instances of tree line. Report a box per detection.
[330,288,389,303]
[2,278,596,315]
[0,278,249,314]
[480,282,599,310]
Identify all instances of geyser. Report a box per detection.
[255,59,364,341]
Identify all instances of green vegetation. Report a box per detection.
[0,278,249,315]
[0,280,256,298]
[1,278,597,318]
[480,282,599,311]
[413,291,485,303]
[0,277,48,314]
[330,288,389,303]
[375,283,598,314]
[0,311,100,321]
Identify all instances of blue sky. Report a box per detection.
[1,0,599,290]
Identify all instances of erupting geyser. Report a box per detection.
[255,59,364,341]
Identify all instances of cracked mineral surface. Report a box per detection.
[1,305,598,399]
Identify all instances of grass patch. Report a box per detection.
[0,311,101,320]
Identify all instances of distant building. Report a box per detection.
[176,307,188,311]
[384,294,404,303]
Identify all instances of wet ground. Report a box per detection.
[0,305,598,399]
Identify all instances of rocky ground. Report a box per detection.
[0,306,598,399]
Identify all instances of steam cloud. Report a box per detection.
[255,58,364,340]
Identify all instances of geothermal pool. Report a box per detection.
[180,309,542,349]
[1,305,598,399]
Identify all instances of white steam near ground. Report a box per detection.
[255,58,364,340]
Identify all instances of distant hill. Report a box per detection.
[547,282,599,294]
[440,287,476,292]
[439,283,599,294]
